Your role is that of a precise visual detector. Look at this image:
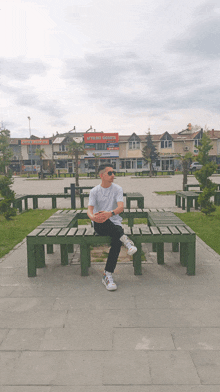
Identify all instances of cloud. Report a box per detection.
[64,51,153,90]
[62,48,220,115]
[0,57,48,80]
[167,2,220,59]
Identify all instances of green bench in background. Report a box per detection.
[175,191,200,212]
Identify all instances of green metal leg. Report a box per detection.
[195,198,199,210]
[80,243,89,276]
[128,217,134,227]
[180,243,187,267]
[47,244,53,254]
[33,197,38,209]
[27,243,37,277]
[152,243,157,252]
[157,243,164,264]
[133,242,142,275]
[182,197,185,210]
[24,198,28,210]
[187,242,196,276]
[80,196,84,208]
[138,198,144,208]
[172,242,179,252]
[60,244,68,265]
[18,200,22,213]
[52,196,57,209]
[35,245,45,268]
[68,244,74,253]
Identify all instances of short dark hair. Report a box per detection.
[98,163,114,173]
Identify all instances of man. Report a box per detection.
[87,163,137,291]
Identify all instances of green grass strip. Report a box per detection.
[155,191,178,195]
[175,207,220,255]
[0,209,57,258]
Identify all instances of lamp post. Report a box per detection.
[27,116,33,174]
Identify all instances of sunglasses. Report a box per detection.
[107,171,116,176]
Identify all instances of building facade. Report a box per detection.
[8,125,220,174]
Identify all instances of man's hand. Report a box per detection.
[93,211,112,223]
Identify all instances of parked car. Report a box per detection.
[189,162,203,171]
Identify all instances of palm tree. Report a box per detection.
[35,148,45,179]
[93,153,102,178]
[67,140,86,186]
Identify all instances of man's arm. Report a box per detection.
[90,201,124,223]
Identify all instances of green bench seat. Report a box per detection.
[27,223,196,278]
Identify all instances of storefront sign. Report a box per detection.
[84,150,119,158]
[84,133,119,143]
[84,143,96,150]
[21,139,50,145]
[107,143,119,150]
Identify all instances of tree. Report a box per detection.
[142,132,159,176]
[176,152,194,190]
[194,132,217,215]
[93,153,102,178]
[0,176,16,220]
[67,140,86,187]
[35,148,45,179]
[0,129,13,175]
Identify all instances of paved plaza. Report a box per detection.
[1,174,220,390]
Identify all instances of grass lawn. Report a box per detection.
[0,209,57,258]
[154,191,178,195]
[175,207,220,255]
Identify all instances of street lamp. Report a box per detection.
[27,117,33,174]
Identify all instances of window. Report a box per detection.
[59,144,67,152]
[194,139,201,147]
[129,141,140,149]
[120,160,125,169]
[161,140,172,148]
[126,160,131,169]
[96,143,106,150]
[137,159,142,169]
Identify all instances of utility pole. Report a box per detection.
[27,117,33,174]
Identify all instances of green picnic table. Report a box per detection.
[126,192,144,209]
[175,191,200,212]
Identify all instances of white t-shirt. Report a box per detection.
[88,183,124,226]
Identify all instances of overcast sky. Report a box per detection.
[1,0,220,138]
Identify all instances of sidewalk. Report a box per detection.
[1,175,220,390]
[1,231,220,390]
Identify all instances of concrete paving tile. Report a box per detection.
[53,292,136,310]
[2,351,60,385]
[148,351,200,384]
[102,350,151,385]
[40,325,112,351]
[0,297,55,312]
[1,351,21,385]
[0,310,67,328]
[66,308,140,328]
[0,287,15,297]
[113,328,175,350]
[191,351,220,384]
[50,387,220,392]
[0,328,47,351]
[53,351,104,385]
[134,307,220,328]
[2,388,51,392]
[172,328,220,350]
[0,329,8,345]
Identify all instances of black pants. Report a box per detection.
[94,220,124,273]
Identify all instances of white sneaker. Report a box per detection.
[120,234,137,256]
[102,271,117,291]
